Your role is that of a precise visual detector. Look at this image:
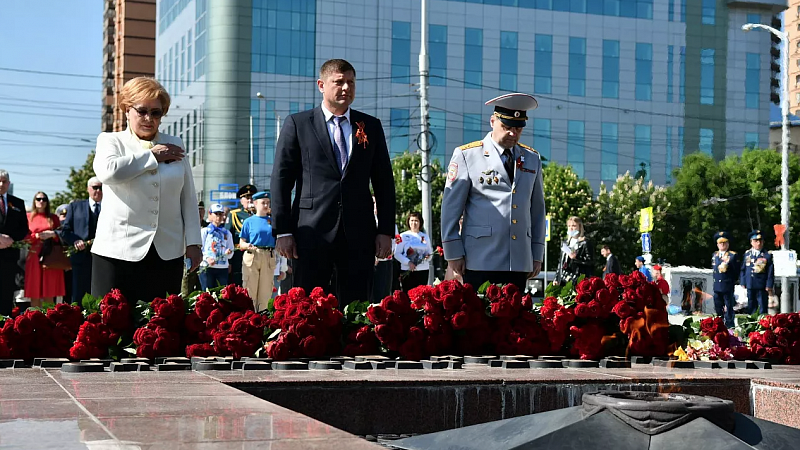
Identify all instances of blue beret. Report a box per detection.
[252,191,270,200]
[749,230,763,240]
[714,231,729,243]
[635,256,645,263]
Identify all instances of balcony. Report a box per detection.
[727,0,788,12]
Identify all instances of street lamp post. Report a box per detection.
[743,23,792,313]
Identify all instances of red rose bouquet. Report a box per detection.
[748,313,800,364]
[265,287,343,360]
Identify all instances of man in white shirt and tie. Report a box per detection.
[60,177,103,304]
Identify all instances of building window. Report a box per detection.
[567,120,585,177]
[634,125,651,179]
[747,13,760,25]
[534,34,552,94]
[251,0,316,77]
[667,45,674,103]
[194,0,207,80]
[464,28,482,88]
[159,0,192,34]
[390,108,410,154]
[602,40,619,99]
[668,0,674,21]
[702,0,715,25]
[392,22,411,83]
[745,132,759,149]
[500,31,518,91]
[637,0,653,19]
[679,46,686,102]
[601,122,618,181]
[533,118,551,161]
[429,25,447,86]
[680,0,686,23]
[700,48,715,105]
[746,53,760,109]
[635,43,653,101]
[429,111,446,162]
[678,126,684,163]
[604,0,619,16]
[699,128,714,155]
[666,126,673,183]
[463,113,484,144]
[569,37,586,97]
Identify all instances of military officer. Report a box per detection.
[225,184,257,286]
[712,231,741,328]
[441,93,545,291]
[739,230,774,315]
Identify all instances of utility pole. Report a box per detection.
[419,0,433,284]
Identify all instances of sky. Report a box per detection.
[0,1,102,205]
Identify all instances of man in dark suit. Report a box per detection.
[600,245,621,279]
[271,59,395,307]
[60,177,103,304]
[0,170,29,315]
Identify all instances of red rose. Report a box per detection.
[300,335,325,357]
[502,283,520,298]
[587,300,602,318]
[442,294,460,312]
[367,305,388,325]
[451,311,469,330]
[732,346,753,360]
[10,307,20,318]
[69,342,93,360]
[133,327,157,346]
[137,343,155,359]
[184,313,206,335]
[266,340,289,360]
[231,318,252,335]
[521,294,533,309]
[486,285,501,301]
[103,303,130,332]
[85,313,101,324]
[574,303,590,318]
[194,293,217,320]
[713,332,731,349]
[206,309,225,329]
[186,343,216,358]
[424,314,443,332]
[399,338,422,361]
[575,293,593,304]
[612,301,634,319]
[576,279,593,295]
[407,326,425,342]
[13,316,32,336]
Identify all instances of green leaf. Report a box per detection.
[123,347,137,355]
[477,281,491,295]
[81,293,102,314]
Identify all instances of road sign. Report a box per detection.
[773,250,797,277]
[639,207,654,232]
[210,183,239,207]
[545,215,551,242]
[641,232,651,253]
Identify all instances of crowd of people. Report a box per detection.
[0,59,776,335]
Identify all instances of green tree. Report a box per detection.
[391,152,447,245]
[590,172,670,274]
[51,151,96,207]
[542,162,595,269]
[661,149,800,267]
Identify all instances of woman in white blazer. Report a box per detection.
[91,77,202,304]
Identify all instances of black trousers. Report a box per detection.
[0,258,18,316]
[400,270,428,293]
[747,289,769,315]
[70,261,92,305]
[91,245,183,304]
[464,270,529,292]
[373,259,394,302]
[294,227,373,309]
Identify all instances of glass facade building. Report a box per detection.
[155,0,778,199]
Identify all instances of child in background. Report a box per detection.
[200,203,234,290]
[239,191,277,311]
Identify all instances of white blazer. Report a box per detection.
[92,129,202,262]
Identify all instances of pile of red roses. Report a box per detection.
[70,289,134,360]
[211,310,269,359]
[604,272,670,358]
[748,313,800,364]
[539,297,575,354]
[485,283,551,356]
[185,285,257,358]
[132,294,185,359]
[1,307,81,360]
[265,287,344,360]
[342,325,381,357]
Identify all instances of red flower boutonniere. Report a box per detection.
[356,121,369,148]
[395,234,403,244]
[436,246,443,257]
[517,155,536,174]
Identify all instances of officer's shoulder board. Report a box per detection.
[459,141,483,151]
[518,143,539,155]
[730,251,736,255]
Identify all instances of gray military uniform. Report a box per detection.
[441,132,545,272]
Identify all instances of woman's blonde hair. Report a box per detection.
[117,77,171,115]
[567,216,584,237]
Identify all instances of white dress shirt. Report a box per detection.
[92,129,202,262]
[321,103,353,159]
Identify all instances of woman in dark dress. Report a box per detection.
[553,216,593,285]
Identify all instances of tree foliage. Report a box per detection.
[51,151,96,208]
[542,163,595,268]
[589,172,670,274]
[661,149,800,267]
[391,151,447,245]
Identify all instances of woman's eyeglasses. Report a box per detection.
[131,106,164,119]
[35,197,48,202]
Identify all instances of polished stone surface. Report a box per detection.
[0,363,799,448]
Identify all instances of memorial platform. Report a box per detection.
[1,360,800,448]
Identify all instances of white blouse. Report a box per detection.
[394,230,434,271]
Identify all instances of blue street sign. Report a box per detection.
[210,183,239,207]
[641,232,651,253]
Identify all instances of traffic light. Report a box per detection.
[770,14,782,105]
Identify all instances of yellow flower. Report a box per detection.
[673,347,689,361]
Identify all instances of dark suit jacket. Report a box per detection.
[603,254,622,278]
[271,107,395,250]
[59,199,95,266]
[554,238,593,284]
[0,194,29,262]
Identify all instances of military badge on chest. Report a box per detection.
[516,155,536,174]
[479,169,500,185]
[753,257,767,274]
[717,252,730,273]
